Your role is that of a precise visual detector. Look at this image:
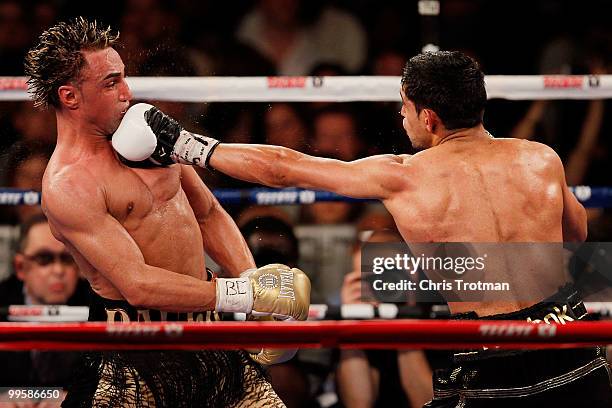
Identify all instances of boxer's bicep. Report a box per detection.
[546,147,587,242]
[180,165,255,275]
[561,181,587,242]
[43,175,148,300]
[180,165,214,222]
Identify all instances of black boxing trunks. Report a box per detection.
[425,284,612,408]
[61,288,270,408]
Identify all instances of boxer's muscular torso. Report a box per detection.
[43,144,206,300]
[384,137,565,314]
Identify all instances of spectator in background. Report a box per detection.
[240,215,300,268]
[119,0,179,75]
[30,0,60,41]
[264,103,310,152]
[138,47,203,133]
[511,38,612,191]
[355,1,419,62]
[510,24,612,155]
[240,216,312,408]
[1,213,88,311]
[310,62,348,77]
[564,45,612,187]
[197,101,268,191]
[11,101,57,144]
[302,106,364,225]
[563,51,612,249]
[337,229,433,408]
[310,105,364,163]
[236,0,366,75]
[119,0,213,77]
[0,141,53,225]
[294,106,366,310]
[0,0,30,74]
[363,48,414,156]
[0,213,88,389]
[370,49,406,77]
[308,62,348,110]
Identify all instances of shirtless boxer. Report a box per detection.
[115,51,611,406]
[25,18,309,408]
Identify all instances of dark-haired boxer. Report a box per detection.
[115,51,611,406]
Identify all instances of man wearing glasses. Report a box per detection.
[1,213,87,308]
[0,213,87,391]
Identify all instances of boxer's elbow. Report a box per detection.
[576,212,588,242]
[123,283,159,309]
[569,222,588,243]
[121,281,147,308]
[563,227,587,243]
[118,265,153,308]
[563,206,587,242]
[123,291,145,308]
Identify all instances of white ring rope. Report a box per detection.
[1,75,611,102]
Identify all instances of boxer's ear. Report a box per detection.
[58,85,79,110]
[13,253,26,281]
[422,108,440,133]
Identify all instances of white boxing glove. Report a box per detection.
[111,103,158,161]
[112,103,220,167]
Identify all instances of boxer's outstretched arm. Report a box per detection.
[180,165,255,276]
[210,144,412,200]
[112,105,410,199]
[43,171,218,312]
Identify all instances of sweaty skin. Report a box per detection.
[208,94,586,316]
[42,47,254,311]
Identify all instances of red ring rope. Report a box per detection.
[0,320,610,351]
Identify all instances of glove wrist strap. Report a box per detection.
[215,277,253,313]
[171,131,220,169]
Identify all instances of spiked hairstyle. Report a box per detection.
[24,17,119,108]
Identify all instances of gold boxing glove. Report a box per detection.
[246,314,300,365]
[215,264,311,321]
[241,264,311,365]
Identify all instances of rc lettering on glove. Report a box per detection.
[215,263,310,320]
[215,264,311,365]
[112,103,220,168]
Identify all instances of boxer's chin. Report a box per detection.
[106,118,123,139]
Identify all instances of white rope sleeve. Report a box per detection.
[2,75,612,102]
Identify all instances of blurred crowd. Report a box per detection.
[0,0,611,407]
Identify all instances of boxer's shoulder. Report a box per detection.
[513,140,563,174]
[494,137,557,157]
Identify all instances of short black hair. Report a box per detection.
[3,140,54,187]
[17,213,48,253]
[401,51,486,130]
[240,216,299,267]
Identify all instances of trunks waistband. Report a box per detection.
[451,283,587,323]
[450,283,589,363]
[433,349,610,399]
